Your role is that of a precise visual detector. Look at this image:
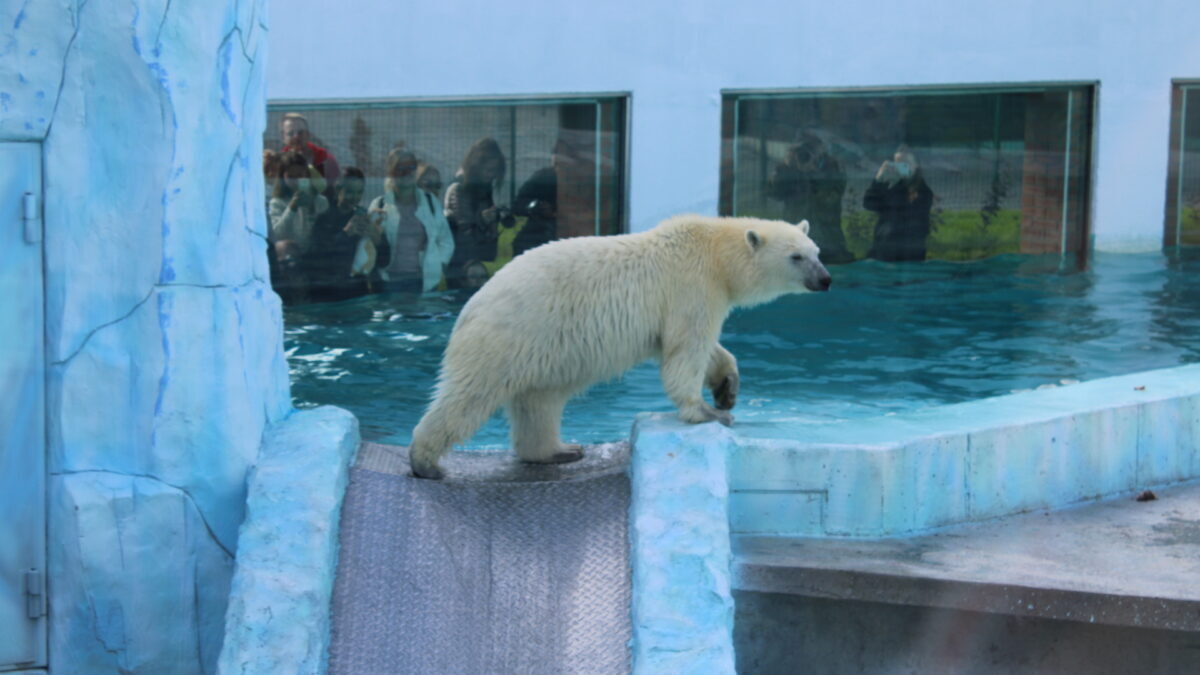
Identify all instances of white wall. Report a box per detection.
[268,0,1200,251]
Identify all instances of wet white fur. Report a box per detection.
[408,215,827,478]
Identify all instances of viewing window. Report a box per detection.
[1166,81,1200,250]
[720,84,1095,264]
[263,95,628,305]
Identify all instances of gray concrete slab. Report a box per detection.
[355,440,631,482]
[734,592,1200,675]
[734,480,1200,631]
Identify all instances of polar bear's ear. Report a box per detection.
[746,230,762,251]
[796,219,811,235]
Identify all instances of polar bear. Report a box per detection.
[408,215,831,479]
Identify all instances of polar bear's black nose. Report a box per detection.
[807,270,832,292]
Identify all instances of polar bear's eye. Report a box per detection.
[790,253,806,263]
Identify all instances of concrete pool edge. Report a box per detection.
[217,406,360,674]
[629,363,1199,668]
[723,363,1200,537]
[211,364,1197,671]
[629,419,736,673]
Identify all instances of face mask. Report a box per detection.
[893,162,912,179]
[296,177,312,192]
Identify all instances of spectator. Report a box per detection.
[280,112,341,200]
[305,167,389,303]
[416,162,444,200]
[864,145,935,262]
[262,149,282,214]
[268,151,329,304]
[450,259,490,303]
[368,147,455,295]
[511,139,568,256]
[262,148,282,181]
[445,137,509,281]
[464,260,490,289]
[766,134,854,264]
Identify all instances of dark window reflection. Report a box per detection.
[721,85,1094,265]
[264,98,628,305]
[1166,83,1200,251]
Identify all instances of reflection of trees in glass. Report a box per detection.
[1177,87,1200,247]
[840,186,874,260]
[1184,202,1200,246]
[980,167,1008,231]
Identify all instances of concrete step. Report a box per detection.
[733,480,1200,632]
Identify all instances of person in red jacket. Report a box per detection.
[280,112,341,200]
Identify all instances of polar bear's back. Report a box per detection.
[442,230,696,395]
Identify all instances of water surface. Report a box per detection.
[285,251,1200,448]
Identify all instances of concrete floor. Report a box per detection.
[734,592,1200,674]
[732,480,1200,672]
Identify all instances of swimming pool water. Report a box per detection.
[284,251,1200,448]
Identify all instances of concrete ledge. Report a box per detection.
[728,364,1200,537]
[733,480,1200,632]
[629,414,737,673]
[354,438,631,483]
[217,406,360,675]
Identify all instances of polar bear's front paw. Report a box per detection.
[680,402,734,427]
[549,444,585,464]
[712,373,739,410]
[518,443,585,465]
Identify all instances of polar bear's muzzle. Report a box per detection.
[803,259,832,292]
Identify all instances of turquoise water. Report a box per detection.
[284,251,1200,448]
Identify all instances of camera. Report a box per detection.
[494,205,516,228]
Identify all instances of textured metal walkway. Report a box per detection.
[327,442,632,674]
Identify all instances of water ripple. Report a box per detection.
[284,251,1200,447]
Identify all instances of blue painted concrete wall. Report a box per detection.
[629,364,1200,667]
[0,2,362,672]
[630,415,736,673]
[726,364,1200,537]
[219,407,359,675]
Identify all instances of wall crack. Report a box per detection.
[52,468,237,559]
[51,278,267,367]
[43,0,83,140]
[52,286,156,366]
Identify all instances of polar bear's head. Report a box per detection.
[741,218,832,304]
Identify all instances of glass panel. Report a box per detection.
[1166,83,1200,249]
[720,85,1094,265]
[264,96,628,305]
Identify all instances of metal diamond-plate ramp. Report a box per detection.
[328,442,632,674]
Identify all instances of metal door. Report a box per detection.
[0,142,47,671]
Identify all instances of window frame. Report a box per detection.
[265,92,633,236]
[1165,79,1200,250]
[719,81,1100,262]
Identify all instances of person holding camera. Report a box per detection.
[511,139,570,257]
[280,112,341,203]
[444,137,511,286]
[267,150,329,304]
[766,134,854,264]
[304,167,389,303]
[863,145,934,262]
[368,147,455,296]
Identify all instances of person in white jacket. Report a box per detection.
[368,147,455,295]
